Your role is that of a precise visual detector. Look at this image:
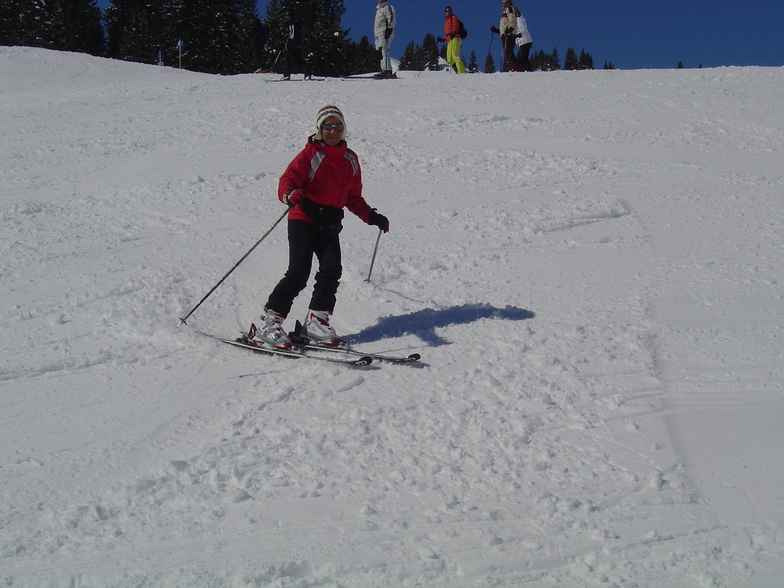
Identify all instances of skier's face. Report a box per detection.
[321,117,343,146]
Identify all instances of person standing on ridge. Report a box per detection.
[282,11,311,80]
[513,3,533,71]
[248,105,390,350]
[374,0,397,79]
[491,0,520,72]
[437,6,466,74]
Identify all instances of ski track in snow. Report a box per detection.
[1,47,783,586]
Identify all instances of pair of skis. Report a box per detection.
[219,333,420,367]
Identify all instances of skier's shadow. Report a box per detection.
[347,303,535,347]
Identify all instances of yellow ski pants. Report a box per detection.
[446,39,466,73]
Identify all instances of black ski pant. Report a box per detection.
[501,35,520,72]
[265,220,341,317]
[517,42,532,72]
[283,45,311,78]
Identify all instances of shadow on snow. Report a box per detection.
[348,303,535,347]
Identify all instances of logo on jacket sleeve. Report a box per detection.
[344,151,358,175]
[309,151,326,181]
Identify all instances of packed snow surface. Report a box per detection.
[1,47,783,587]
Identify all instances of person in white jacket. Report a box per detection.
[514,5,533,71]
[491,0,520,72]
[374,0,396,78]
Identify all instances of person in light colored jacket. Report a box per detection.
[374,0,396,78]
[514,5,533,71]
[490,0,520,72]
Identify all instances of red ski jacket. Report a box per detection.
[278,137,373,224]
[444,14,461,41]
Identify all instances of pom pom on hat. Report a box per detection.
[314,104,346,141]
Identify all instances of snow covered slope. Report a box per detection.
[1,47,782,587]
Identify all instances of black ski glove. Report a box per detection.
[284,189,305,207]
[385,27,393,39]
[490,26,500,34]
[437,37,445,43]
[369,209,389,233]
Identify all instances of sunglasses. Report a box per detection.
[321,122,344,132]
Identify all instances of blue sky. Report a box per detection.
[257,0,784,70]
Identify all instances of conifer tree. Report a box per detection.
[231,0,265,73]
[2,0,105,55]
[1,0,51,48]
[304,0,349,76]
[578,49,594,70]
[563,47,578,70]
[175,0,226,73]
[484,53,496,73]
[53,0,105,55]
[105,0,175,65]
[344,35,380,76]
[467,50,478,73]
[398,34,437,72]
[422,34,439,71]
[399,40,420,71]
[532,48,560,71]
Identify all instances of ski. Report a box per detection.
[340,75,399,81]
[289,322,420,364]
[262,77,325,82]
[301,343,420,364]
[222,336,373,366]
[191,326,372,366]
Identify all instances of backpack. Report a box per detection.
[458,19,468,39]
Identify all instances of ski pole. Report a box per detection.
[364,228,383,283]
[271,49,282,71]
[486,31,495,66]
[500,33,506,72]
[177,207,289,327]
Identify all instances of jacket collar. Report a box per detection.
[308,135,347,155]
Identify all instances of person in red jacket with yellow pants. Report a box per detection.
[249,105,389,350]
[438,6,466,74]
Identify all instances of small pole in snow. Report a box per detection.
[178,40,184,69]
[364,229,383,283]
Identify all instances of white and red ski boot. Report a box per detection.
[303,309,346,347]
[248,308,293,350]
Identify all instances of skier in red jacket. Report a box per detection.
[249,105,389,350]
[438,6,466,74]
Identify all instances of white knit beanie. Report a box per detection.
[314,104,346,141]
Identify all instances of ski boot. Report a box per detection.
[303,309,346,347]
[248,308,293,350]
